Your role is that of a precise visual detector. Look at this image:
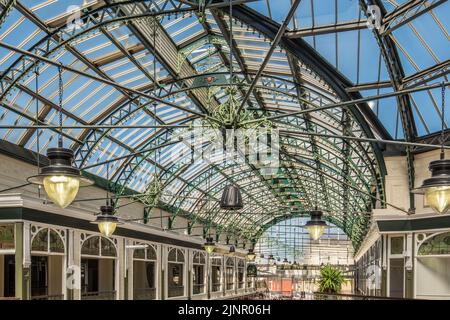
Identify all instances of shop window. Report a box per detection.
[133,243,157,300]
[167,248,185,298]
[211,256,222,292]
[226,257,234,290]
[237,259,245,289]
[192,252,205,295]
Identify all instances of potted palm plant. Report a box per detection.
[316,265,346,299]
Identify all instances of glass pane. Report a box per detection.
[211,266,221,292]
[212,257,222,266]
[168,249,177,262]
[49,230,64,253]
[31,229,48,252]
[81,237,100,256]
[226,267,234,290]
[0,224,14,250]
[134,248,145,259]
[390,237,404,255]
[193,265,204,295]
[176,249,185,263]
[101,238,117,257]
[168,263,184,298]
[418,232,450,255]
[147,246,157,260]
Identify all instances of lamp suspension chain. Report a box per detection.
[441,82,446,160]
[35,62,41,197]
[58,64,64,148]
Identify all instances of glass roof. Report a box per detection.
[0,0,448,248]
[255,217,353,266]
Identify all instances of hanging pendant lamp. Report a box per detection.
[220,184,243,210]
[92,205,121,237]
[246,248,256,262]
[203,237,216,254]
[28,148,93,208]
[304,210,328,240]
[412,160,450,214]
[268,254,275,265]
[413,83,450,214]
[28,66,93,208]
[229,245,236,256]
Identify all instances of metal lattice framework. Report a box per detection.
[0,0,448,248]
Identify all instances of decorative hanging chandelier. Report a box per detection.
[28,66,93,208]
[304,210,328,240]
[203,237,216,254]
[413,83,450,214]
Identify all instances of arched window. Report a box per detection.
[29,227,65,299]
[226,257,235,290]
[418,232,450,256]
[31,227,65,254]
[133,243,157,300]
[80,235,117,300]
[237,259,245,289]
[211,256,222,293]
[167,248,185,298]
[192,251,206,295]
[81,236,117,258]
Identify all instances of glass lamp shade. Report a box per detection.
[413,159,450,214]
[220,184,243,210]
[27,147,93,208]
[425,186,450,214]
[98,220,118,237]
[304,210,328,240]
[92,205,121,237]
[306,225,326,241]
[43,175,80,208]
[203,237,216,254]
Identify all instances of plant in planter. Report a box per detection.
[318,265,346,294]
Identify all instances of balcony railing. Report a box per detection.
[134,288,156,300]
[31,294,64,300]
[192,284,205,295]
[313,292,410,300]
[167,286,184,298]
[81,290,116,300]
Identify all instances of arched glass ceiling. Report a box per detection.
[249,0,450,138]
[0,0,447,248]
[255,217,354,266]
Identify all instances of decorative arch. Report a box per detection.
[81,234,117,258]
[30,226,65,254]
[417,231,450,256]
